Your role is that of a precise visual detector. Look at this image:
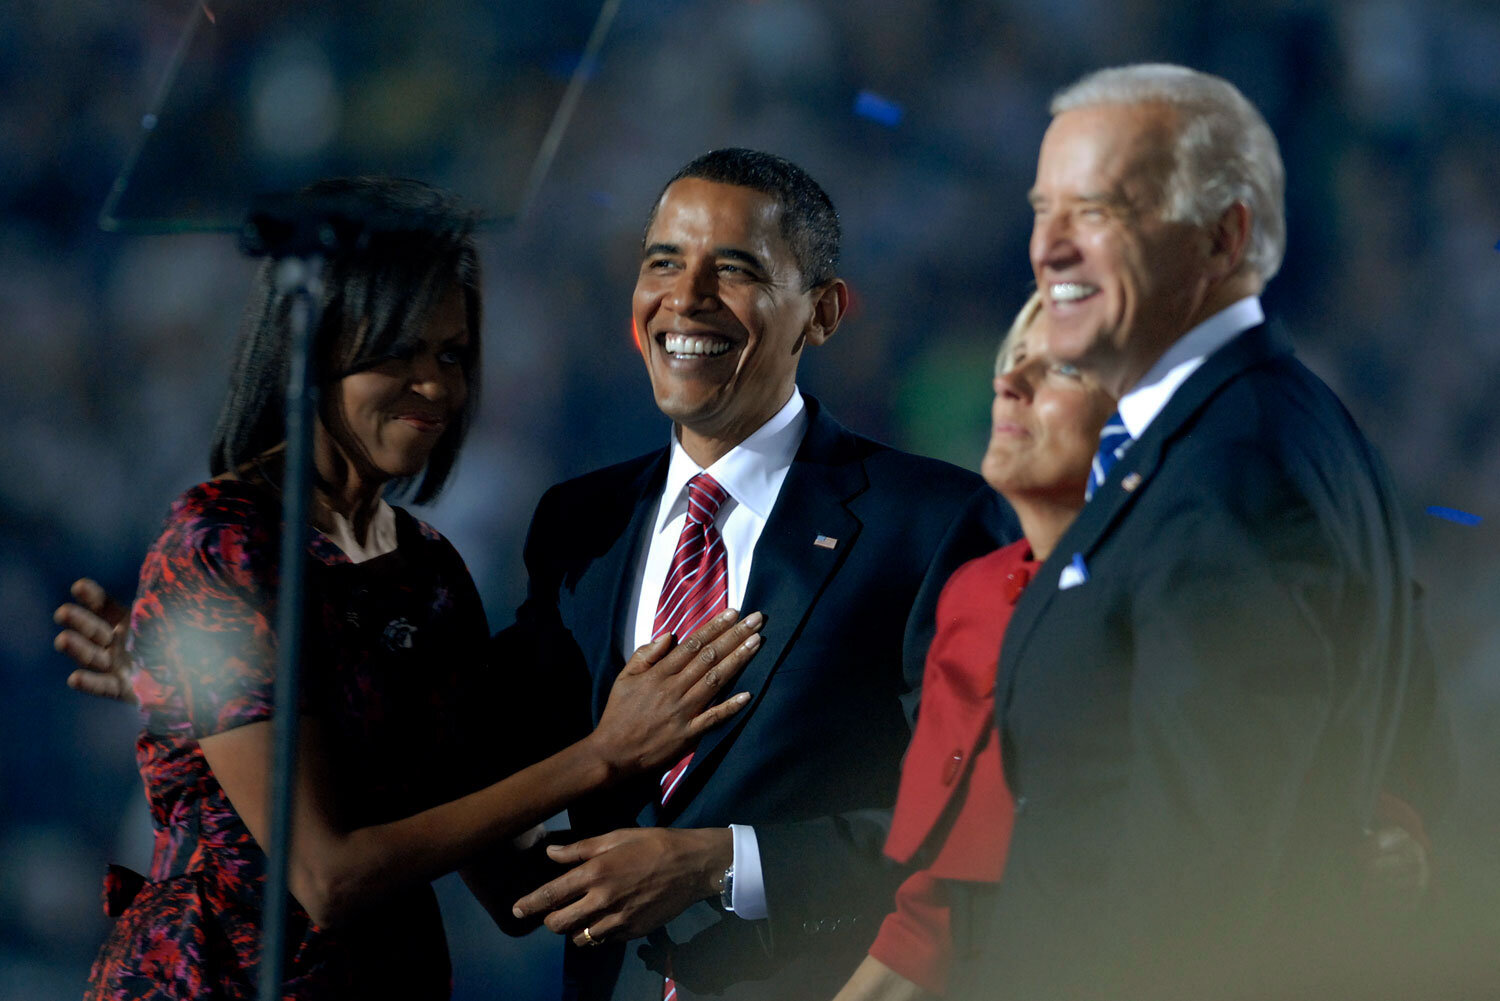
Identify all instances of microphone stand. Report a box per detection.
[236,191,476,1001]
[236,199,340,1001]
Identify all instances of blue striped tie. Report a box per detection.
[1086,412,1133,502]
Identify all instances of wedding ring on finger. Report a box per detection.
[581,925,598,947]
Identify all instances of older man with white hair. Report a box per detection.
[965,64,1424,1000]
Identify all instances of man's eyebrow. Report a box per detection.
[643,241,680,257]
[1028,189,1128,210]
[715,247,769,272]
[1080,190,1131,208]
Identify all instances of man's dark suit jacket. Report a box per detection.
[495,397,1017,1001]
[961,323,1420,1000]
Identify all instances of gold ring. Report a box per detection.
[581,926,597,947]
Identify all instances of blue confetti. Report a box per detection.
[853,90,904,128]
[1426,505,1482,526]
[1494,238,1500,251]
[588,190,614,208]
[141,113,158,131]
[546,51,598,82]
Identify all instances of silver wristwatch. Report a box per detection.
[719,865,735,911]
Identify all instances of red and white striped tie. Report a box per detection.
[654,473,729,1001]
[654,472,730,803]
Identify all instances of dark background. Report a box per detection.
[2,1,1497,996]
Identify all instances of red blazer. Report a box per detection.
[870,539,1037,993]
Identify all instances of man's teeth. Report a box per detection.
[662,334,732,357]
[1050,282,1099,303]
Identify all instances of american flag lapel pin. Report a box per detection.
[813,534,838,550]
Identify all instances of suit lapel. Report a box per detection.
[582,452,670,725]
[644,401,867,824]
[996,324,1290,713]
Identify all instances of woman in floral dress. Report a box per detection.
[65,177,761,1000]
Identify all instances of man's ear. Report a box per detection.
[1208,201,1253,280]
[799,278,849,351]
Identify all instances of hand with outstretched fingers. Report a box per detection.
[587,609,763,779]
[53,577,135,703]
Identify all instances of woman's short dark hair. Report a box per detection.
[210,176,482,504]
[649,148,841,290]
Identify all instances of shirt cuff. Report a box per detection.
[727,823,768,920]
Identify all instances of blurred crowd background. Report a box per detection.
[3,0,1498,997]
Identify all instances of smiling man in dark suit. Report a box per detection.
[965,65,1422,1000]
[497,149,1014,1001]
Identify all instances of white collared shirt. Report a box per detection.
[318,499,398,563]
[621,387,809,922]
[1116,295,1265,440]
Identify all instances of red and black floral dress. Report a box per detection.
[85,478,496,1000]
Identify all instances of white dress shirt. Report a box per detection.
[1116,295,1265,439]
[621,387,810,921]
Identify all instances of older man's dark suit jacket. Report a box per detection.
[494,397,1017,1001]
[962,323,1420,1000]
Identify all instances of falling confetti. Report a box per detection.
[1425,505,1482,526]
[853,90,904,128]
[547,51,597,82]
